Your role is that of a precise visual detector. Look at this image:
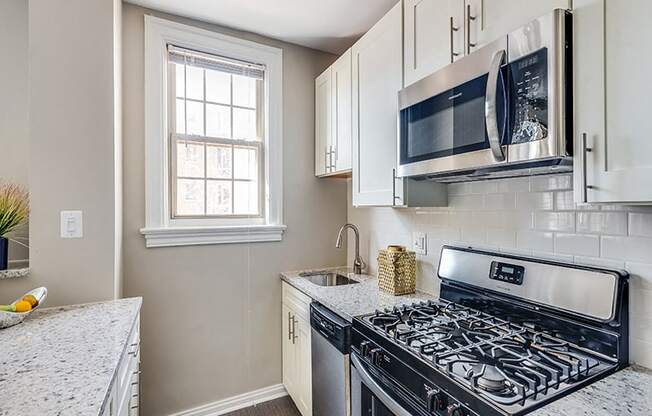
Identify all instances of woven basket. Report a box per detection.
[377,248,416,295]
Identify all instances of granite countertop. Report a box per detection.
[281,267,652,415]
[531,365,652,416]
[0,267,30,280]
[0,297,142,416]
[280,266,437,321]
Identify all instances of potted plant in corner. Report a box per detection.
[0,182,29,271]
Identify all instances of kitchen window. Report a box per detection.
[142,17,285,247]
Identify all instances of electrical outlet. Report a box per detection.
[60,211,83,238]
[413,231,427,255]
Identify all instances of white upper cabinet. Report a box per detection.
[314,67,332,176]
[465,0,572,50]
[314,49,352,177]
[352,3,403,206]
[403,0,465,86]
[574,0,652,204]
[331,49,353,173]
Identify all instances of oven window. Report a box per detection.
[361,384,397,416]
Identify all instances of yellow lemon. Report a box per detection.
[14,300,32,313]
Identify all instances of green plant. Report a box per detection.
[0,183,29,238]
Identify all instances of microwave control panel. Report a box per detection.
[509,48,548,144]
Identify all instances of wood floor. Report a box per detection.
[222,396,301,416]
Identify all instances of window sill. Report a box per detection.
[140,224,287,248]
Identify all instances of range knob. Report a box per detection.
[359,341,370,357]
[426,389,448,412]
[446,404,467,416]
[370,348,384,366]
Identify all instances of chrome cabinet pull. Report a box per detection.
[324,148,329,173]
[392,168,402,205]
[485,49,507,162]
[287,311,293,340]
[450,17,460,63]
[466,4,477,54]
[291,315,298,344]
[581,132,594,203]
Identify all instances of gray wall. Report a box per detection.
[0,0,29,263]
[2,0,121,305]
[122,4,347,415]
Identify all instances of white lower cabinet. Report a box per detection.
[103,314,141,416]
[282,282,312,416]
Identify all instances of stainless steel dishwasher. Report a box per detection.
[310,302,351,416]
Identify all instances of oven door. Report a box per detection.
[350,353,429,416]
[397,37,509,178]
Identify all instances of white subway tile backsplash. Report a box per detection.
[577,212,628,235]
[602,236,652,263]
[347,175,652,368]
[555,233,599,256]
[535,212,576,232]
[485,193,517,210]
[530,174,572,192]
[516,230,554,252]
[516,192,554,211]
[628,213,652,237]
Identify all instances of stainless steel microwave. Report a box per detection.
[397,9,572,182]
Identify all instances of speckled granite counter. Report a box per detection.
[530,365,652,416]
[0,267,29,280]
[281,268,652,415]
[280,267,437,321]
[0,297,142,416]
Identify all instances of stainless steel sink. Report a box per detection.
[299,271,359,287]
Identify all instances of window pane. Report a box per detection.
[177,179,205,216]
[175,63,185,98]
[206,70,230,104]
[233,75,256,108]
[207,180,232,215]
[206,104,231,138]
[233,108,257,140]
[186,100,204,136]
[175,99,186,134]
[234,181,258,215]
[233,147,257,180]
[206,144,232,179]
[177,141,204,178]
[186,66,204,100]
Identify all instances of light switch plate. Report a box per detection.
[60,211,83,238]
[413,231,427,255]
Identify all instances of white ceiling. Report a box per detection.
[127,0,400,54]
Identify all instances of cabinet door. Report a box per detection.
[352,2,403,206]
[281,304,296,401]
[315,68,332,176]
[404,0,465,86]
[574,0,652,204]
[466,0,571,50]
[293,315,312,416]
[331,49,352,173]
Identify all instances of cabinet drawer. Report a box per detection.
[117,318,140,397]
[282,282,312,321]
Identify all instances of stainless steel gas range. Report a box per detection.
[350,246,629,416]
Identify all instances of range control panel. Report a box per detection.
[490,261,525,285]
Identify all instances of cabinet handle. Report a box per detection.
[466,4,477,54]
[450,17,460,63]
[291,315,298,344]
[330,146,337,170]
[581,133,594,203]
[392,168,402,205]
[288,311,293,340]
[324,148,330,173]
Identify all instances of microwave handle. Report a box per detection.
[485,49,507,162]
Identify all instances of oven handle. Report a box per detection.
[485,49,507,162]
[351,354,414,416]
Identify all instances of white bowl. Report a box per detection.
[0,287,48,329]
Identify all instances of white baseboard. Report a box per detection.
[169,384,288,416]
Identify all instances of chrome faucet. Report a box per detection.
[336,223,366,275]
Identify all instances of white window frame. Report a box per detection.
[141,16,285,248]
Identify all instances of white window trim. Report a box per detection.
[141,16,285,248]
